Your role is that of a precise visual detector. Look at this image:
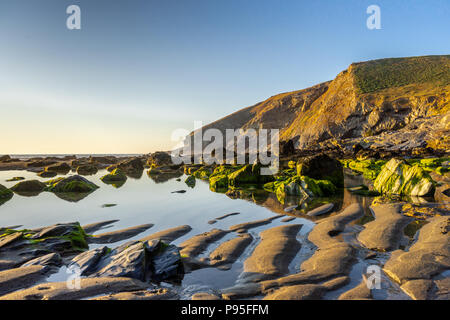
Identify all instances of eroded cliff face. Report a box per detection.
[197,55,450,154]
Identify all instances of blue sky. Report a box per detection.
[1,0,449,154]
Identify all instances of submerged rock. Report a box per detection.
[374,158,435,196]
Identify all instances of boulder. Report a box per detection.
[46,175,99,193]
[101,168,127,184]
[76,164,98,176]
[296,154,344,187]
[26,160,57,168]
[117,158,144,174]
[228,164,274,187]
[185,175,196,188]
[374,158,435,196]
[10,180,47,194]
[72,239,183,282]
[45,162,71,173]
[147,152,173,167]
[0,184,14,202]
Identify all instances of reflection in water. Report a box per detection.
[54,191,94,203]
[147,170,183,184]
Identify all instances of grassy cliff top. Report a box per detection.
[352,55,450,94]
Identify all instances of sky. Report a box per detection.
[0,0,449,154]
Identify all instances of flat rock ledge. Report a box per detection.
[357,204,411,251]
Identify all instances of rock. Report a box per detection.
[383,216,450,284]
[139,225,192,243]
[93,288,178,300]
[76,164,98,175]
[434,184,450,205]
[26,159,57,168]
[88,224,154,244]
[228,164,273,187]
[228,215,282,232]
[179,229,229,257]
[185,175,196,188]
[0,184,13,202]
[0,232,23,249]
[264,276,349,300]
[70,246,109,276]
[0,155,11,162]
[45,162,71,173]
[5,177,24,182]
[117,157,144,174]
[208,212,240,224]
[0,277,148,300]
[152,244,183,282]
[74,239,183,283]
[296,154,344,187]
[37,170,57,178]
[306,203,334,216]
[21,253,62,268]
[241,224,302,282]
[357,204,411,251]
[10,180,47,195]
[374,158,435,196]
[0,266,48,296]
[209,233,253,269]
[171,190,186,194]
[91,241,148,280]
[30,222,88,251]
[101,168,127,185]
[281,217,296,222]
[338,276,372,300]
[46,175,99,193]
[147,151,173,167]
[192,292,221,300]
[82,220,119,234]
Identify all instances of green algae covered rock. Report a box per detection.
[47,175,99,193]
[374,158,435,196]
[77,164,99,176]
[185,175,196,188]
[228,164,274,187]
[0,184,13,202]
[101,168,127,183]
[209,174,228,191]
[344,158,386,180]
[192,167,212,180]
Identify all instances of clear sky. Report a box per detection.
[1,0,449,154]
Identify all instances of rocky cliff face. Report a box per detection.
[197,55,450,156]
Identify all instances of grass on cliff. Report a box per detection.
[353,55,450,94]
